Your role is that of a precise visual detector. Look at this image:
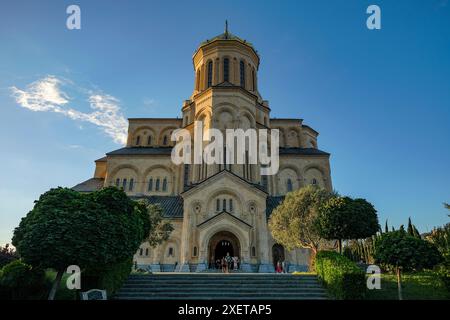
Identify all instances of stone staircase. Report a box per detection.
[114,273,328,300]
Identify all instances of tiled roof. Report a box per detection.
[106,147,173,156]
[279,148,329,156]
[266,196,285,219]
[131,196,183,218]
[72,178,105,192]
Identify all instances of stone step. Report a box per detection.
[114,274,327,300]
[122,283,323,288]
[115,292,327,299]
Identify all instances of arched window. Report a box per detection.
[163,135,168,146]
[168,247,174,257]
[193,246,197,257]
[147,135,152,146]
[223,58,229,82]
[135,135,141,146]
[148,178,153,191]
[145,248,149,256]
[162,178,167,192]
[155,178,160,191]
[122,178,127,190]
[115,178,120,187]
[216,199,220,212]
[229,199,233,212]
[129,178,134,191]
[287,178,293,192]
[196,70,200,90]
[207,61,213,88]
[251,246,256,257]
[312,178,317,185]
[223,199,227,211]
[139,248,143,256]
[252,69,256,90]
[240,61,245,88]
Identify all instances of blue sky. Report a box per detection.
[0,0,449,244]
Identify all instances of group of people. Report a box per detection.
[210,252,240,273]
[275,260,288,273]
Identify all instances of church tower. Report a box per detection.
[181,22,271,185]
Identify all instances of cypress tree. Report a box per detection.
[407,217,414,236]
[385,220,389,233]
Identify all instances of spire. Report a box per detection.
[224,20,229,38]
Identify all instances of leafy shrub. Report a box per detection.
[82,258,133,297]
[315,251,366,299]
[0,260,48,299]
[374,230,442,272]
[435,252,450,296]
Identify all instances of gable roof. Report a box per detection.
[181,169,267,197]
[72,178,104,192]
[197,210,252,228]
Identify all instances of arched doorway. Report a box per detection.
[272,244,285,268]
[208,231,240,268]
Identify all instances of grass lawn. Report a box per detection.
[365,271,449,300]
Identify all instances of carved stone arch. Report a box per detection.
[302,164,326,177]
[132,126,157,146]
[278,165,302,194]
[237,109,256,129]
[286,126,302,147]
[109,164,140,180]
[207,187,244,214]
[159,125,178,146]
[143,164,175,193]
[201,225,249,260]
[302,165,327,188]
[213,104,237,130]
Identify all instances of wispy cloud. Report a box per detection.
[10,76,127,144]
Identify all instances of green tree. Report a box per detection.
[268,186,335,263]
[12,187,171,300]
[374,230,442,300]
[315,197,379,254]
[407,217,414,236]
[384,220,389,234]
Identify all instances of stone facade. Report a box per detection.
[74,27,332,273]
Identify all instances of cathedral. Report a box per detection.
[73,26,332,273]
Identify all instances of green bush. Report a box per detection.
[82,258,132,297]
[316,251,366,299]
[0,260,48,300]
[435,252,450,296]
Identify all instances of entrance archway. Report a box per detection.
[208,231,240,268]
[272,244,285,268]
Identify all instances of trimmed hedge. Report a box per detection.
[316,251,366,299]
[0,260,49,300]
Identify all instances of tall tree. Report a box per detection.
[315,197,379,254]
[374,230,442,300]
[407,217,414,236]
[268,185,335,263]
[12,187,172,300]
[384,220,389,234]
